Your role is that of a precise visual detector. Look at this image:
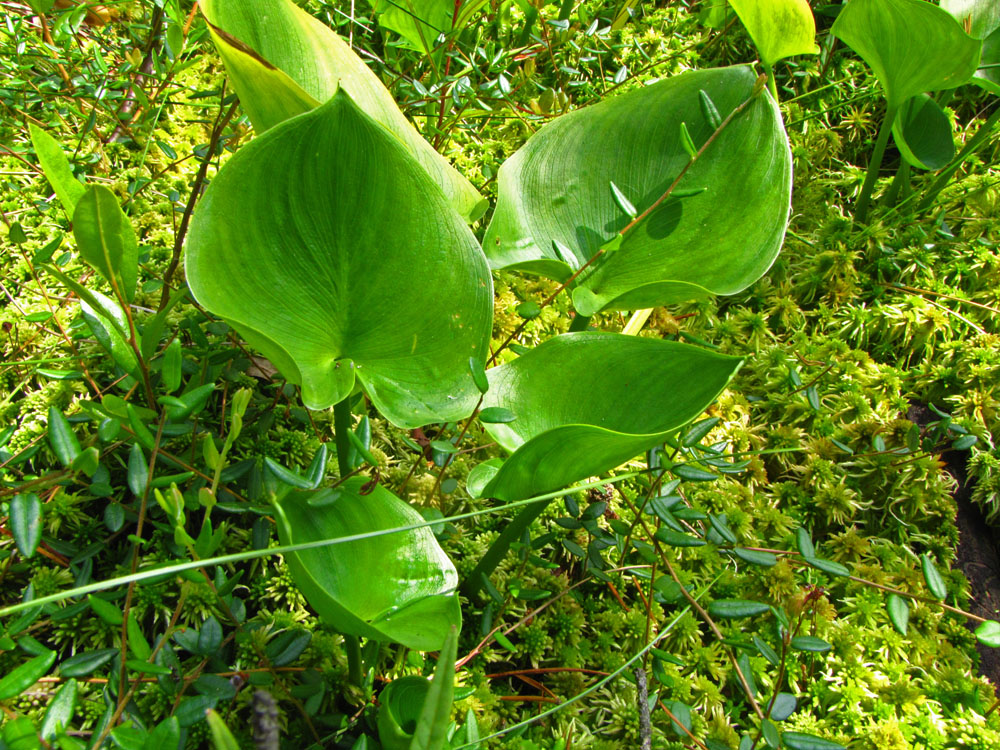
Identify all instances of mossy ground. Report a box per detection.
[1,1,999,748]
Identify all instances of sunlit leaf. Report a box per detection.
[484,65,791,315]
[186,90,492,427]
[273,478,460,650]
[476,333,742,501]
[728,0,818,66]
[200,0,485,221]
[831,0,981,109]
[72,185,138,302]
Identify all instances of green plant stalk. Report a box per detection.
[917,104,1000,214]
[333,397,354,477]
[345,633,364,688]
[883,160,911,207]
[855,102,899,224]
[763,61,778,101]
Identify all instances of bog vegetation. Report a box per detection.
[0,0,999,747]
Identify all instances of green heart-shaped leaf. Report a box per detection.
[892,94,955,170]
[831,0,981,109]
[942,0,1000,95]
[477,333,742,501]
[273,478,460,650]
[185,90,493,427]
[201,0,485,221]
[728,0,818,67]
[483,65,791,315]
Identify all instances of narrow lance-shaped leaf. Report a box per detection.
[29,123,85,213]
[484,65,791,316]
[728,0,818,67]
[474,333,742,502]
[200,0,485,222]
[272,478,461,650]
[831,0,981,109]
[72,185,138,303]
[185,89,493,427]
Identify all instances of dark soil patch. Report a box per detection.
[909,404,1000,687]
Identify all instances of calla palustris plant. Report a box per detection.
[483,64,792,317]
[831,0,981,221]
[463,332,742,595]
[273,479,460,651]
[200,0,486,222]
[372,0,488,55]
[942,0,1000,95]
[185,89,493,428]
[728,0,818,96]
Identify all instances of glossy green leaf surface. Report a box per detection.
[892,94,954,170]
[975,620,1000,647]
[886,593,909,635]
[728,0,818,66]
[474,333,742,501]
[29,124,85,214]
[273,478,460,650]
[200,0,485,221]
[831,0,981,108]
[943,0,1000,94]
[72,186,138,302]
[186,90,492,427]
[483,66,791,315]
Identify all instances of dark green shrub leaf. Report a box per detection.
[59,649,117,677]
[733,548,778,567]
[2,717,41,750]
[886,593,909,635]
[921,554,948,600]
[761,718,780,748]
[753,635,780,666]
[803,556,850,578]
[790,635,831,652]
[707,600,770,618]
[40,678,77,739]
[795,528,815,557]
[484,65,791,315]
[10,493,42,559]
[186,90,492,427]
[656,528,707,547]
[0,650,56,700]
[87,595,123,626]
[668,701,692,737]
[274,479,460,650]
[782,732,846,750]
[48,406,81,467]
[770,692,797,721]
[478,407,517,424]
